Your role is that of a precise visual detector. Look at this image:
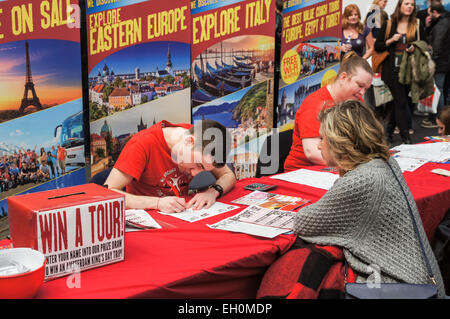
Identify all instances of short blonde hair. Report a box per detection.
[318,100,390,173]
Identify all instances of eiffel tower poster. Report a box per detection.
[19,41,43,115]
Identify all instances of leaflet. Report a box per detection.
[232,191,310,211]
[270,169,339,190]
[393,156,429,172]
[207,205,297,238]
[391,142,450,162]
[157,202,239,223]
[208,219,289,239]
[125,209,162,231]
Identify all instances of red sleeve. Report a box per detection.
[114,134,149,181]
[297,97,322,140]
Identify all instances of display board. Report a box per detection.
[87,0,192,178]
[0,0,86,217]
[277,0,342,130]
[190,0,276,180]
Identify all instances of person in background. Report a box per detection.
[421,0,450,128]
[284,52,373,171]
[417,0,443,33]
[38,160,50,182]
[364,0,389,39]
[46,151,55,179]
[293,99,446,298]
[341,4,375,60]
[51,145,59,177]
[436,105,450,135]
[375,0,426,144]
[57,144,67,175]
[38,147,47,166]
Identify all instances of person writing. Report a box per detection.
[293,100,446,298]
[284,52,373,171]
[105,120,236,213]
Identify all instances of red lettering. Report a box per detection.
[88,205,96,244]
[113,200,121,238]
[75,208,83,247]
[57,211,68,251]
[97,203,105,242]
[52,213,57,252]
[105,202,112,240]
[38,214,53,254]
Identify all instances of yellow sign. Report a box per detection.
[321,69,337,87]
[281,49,300,84]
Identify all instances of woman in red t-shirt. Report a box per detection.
[284,52,374,171]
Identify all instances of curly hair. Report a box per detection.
[318,100,390,174]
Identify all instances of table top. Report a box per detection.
[3,161,449,299]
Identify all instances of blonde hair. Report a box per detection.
[318,100,390,174]
[342,4,365,34]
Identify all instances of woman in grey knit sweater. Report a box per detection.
[294,100,446,298]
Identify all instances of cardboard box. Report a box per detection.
[7,183,125,280]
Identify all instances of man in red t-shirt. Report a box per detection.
[105,120,236,213]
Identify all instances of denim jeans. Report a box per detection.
[435,72,446,112]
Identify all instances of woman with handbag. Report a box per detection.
[292,100,445,298]
[375,0,427,144]
[341,4,375,60]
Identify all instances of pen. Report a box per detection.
[169,184,180,197]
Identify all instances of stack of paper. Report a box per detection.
[393,157,429,172]
[208,205,296,239]
[269,169,339,190]
[157,202,239,223]
[125,209,162,232]
[391,142,450,163]
[232,191,310,211]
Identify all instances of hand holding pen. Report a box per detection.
[155,184,187,213]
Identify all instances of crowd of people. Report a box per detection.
[0,145,67,194]
[298,46,328,76]
[339,0,449,144]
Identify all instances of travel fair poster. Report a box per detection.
[0,0,86,217]
[190,0,276,180]
[277,0,341,130]
[87,0,192,178]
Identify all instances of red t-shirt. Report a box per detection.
[284,86,335,171]
[114,121,193,197]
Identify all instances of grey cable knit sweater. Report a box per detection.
[294,157,446,298]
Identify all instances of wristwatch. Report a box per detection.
[209,183,224,198]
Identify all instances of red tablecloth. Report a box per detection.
[2,161,449,299]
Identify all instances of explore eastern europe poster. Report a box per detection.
[87,0,192,178]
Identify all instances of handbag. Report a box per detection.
[372,20,392,73]
[373,83,393,107]
[345,161,438,299]
[417,83,440,114]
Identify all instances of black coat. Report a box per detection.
[374,20,427,88]
[428,12,450,73]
